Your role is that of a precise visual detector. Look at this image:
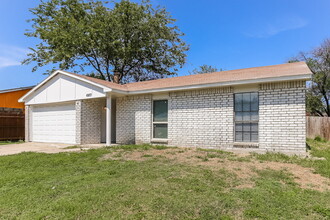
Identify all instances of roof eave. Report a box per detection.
[0,86,35,94]
[111,73,311,95]
[19,69,312,102]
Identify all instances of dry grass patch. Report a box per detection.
[101,147,330,191]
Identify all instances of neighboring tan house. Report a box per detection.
[0,86,34,109]
[19,62,311,154]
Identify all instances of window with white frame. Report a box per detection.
[153,100,168,139]
[234,92,259,142]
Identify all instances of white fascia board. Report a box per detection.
[108,88,127,94]
[103,88,113,93]
[26,96,104,106]
[58,71,110,91]
[19,70,110,102]
[107,73,311,96]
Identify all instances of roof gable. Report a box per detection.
[20,71,108,104]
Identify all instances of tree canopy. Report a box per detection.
[290,38,330,117]
[23,0,189,83]
[189,64,221,75]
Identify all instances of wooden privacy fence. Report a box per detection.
[306,116,330,141]
[0,108,25,141]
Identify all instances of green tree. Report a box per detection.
[290,39,330,117]
[23,0,189,84]
[189,64,221,75]
[306,92,324,116]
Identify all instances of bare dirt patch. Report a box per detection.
[101,147,330,191]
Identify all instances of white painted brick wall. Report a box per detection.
[259,81,306,153]
[25,106,30,142]
[113,81,307,153]
[76,99,105,144]
[168,87,234,149]
[116,95,152,144]
[75,101,82,144]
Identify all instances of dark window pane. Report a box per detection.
[251,123,258,132]
[153,100,168,122]
[251,111,258,121]
[242,93,251,111]
[235,123,243,131]
[235,94,243,111]
[153,124,168,139]
[243,112,251,121]
[251,132,258,142]
[243,123,251,132]
[251,92,259,111]
[243,132,251,142]
[235,112,243,121]
[235,131,243,142]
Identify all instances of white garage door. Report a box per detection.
[31,103,76,144]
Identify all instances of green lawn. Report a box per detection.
[0,141,329,219]
[0,141,23,145]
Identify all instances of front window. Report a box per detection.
[234,92,259,142]
[153,100,168,139]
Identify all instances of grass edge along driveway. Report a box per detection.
[0,141,23,145]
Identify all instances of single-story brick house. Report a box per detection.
[19,62,311,153]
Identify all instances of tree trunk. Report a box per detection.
[113,72,120,84]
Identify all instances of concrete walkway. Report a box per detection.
[0,142,99,156]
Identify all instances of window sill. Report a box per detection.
[151,138,168,144]
[233,142,259,148]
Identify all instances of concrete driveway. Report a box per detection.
[0,142,83,156]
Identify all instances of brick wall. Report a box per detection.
[258,81,306,153]
[25,105,30,142]
[114,81,307,153]
[76,99,105,144]
[116,95,152,144]
[168,87,234,149]
[75,101,82,144]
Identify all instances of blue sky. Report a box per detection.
[0,0,329,90]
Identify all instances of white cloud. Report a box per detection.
[0,45,29,69]
[244,15,308,38]
[0,57,20,68]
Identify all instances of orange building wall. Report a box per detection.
[0,89,31,109]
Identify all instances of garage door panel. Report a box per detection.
[32,103,76,144]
